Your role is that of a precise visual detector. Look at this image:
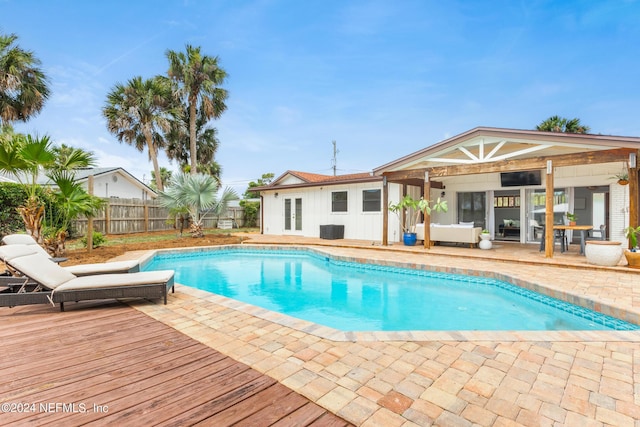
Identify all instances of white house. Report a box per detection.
[257,127,640,254]
[39,167,157,200]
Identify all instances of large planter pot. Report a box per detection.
[403,232,417,246]
[479,233,492,250]
[584,241,623,266]
[624,250,640,268]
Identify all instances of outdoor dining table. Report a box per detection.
[555,225,594,255]
[539,224,594,255]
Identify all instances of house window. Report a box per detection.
[332,191,348,212]
[362,189,381,212]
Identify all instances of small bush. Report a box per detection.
[0,183,28,236]
[81,231,106,248]
[240,200,260,227]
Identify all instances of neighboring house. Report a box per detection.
[257,127,640,252]
[37,167,157,200]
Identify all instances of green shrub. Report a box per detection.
[240,200,260,227]
[81,231,106,248]
[0,183,68,238]
[0,183,28,237]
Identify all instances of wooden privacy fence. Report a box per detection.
[73,198,249,235]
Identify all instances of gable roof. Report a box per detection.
[72,167,158,198]
[373,126,640,174]
[31,167,157,198]
[283,170,376,183]
[255,170,381,192]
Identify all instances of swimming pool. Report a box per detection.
[143,248,638,332]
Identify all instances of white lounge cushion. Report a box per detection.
[1,244,139,276]
[2,234,38,245]
[55,270,174,292]
[10,253,77,289]
[0,244,39,261]
[64,260,139,276]
[1,234,51,257]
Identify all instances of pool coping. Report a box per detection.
[138,244,640,343]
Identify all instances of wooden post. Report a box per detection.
[544,161,554,258]
[382,176,388,245]
[401,184,407,233]
[423,172,431,249]
[629,151,639,248]
[87,175,94,253]
[144,203,149,232]
[104,200,110,235]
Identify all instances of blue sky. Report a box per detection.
[4,0,640,194]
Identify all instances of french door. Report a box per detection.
[284,197,302,233]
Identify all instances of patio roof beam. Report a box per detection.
[383,148,632,181]
[430,148,632,177]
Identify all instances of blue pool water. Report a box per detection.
[143,248,638,332]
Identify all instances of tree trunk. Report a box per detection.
[17,197,45,244]
[145,130,163,191]
[189,221,204,238]
[189,98,198,175]
[44,230,67,257]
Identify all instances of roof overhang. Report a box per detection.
[254,174,382,193]
[374,127,640,176]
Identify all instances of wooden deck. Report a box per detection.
[0,301,353,426]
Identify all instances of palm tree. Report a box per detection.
[149,166,173,191]
[166,45,228,175]
[536,116,590,134]
[103,76,179,191]
[0,32,50,125]
[158,173,238,238]
[44,170,104,256]
[166,105,222,182]
[51,144,96,171]
[0,134,55,241]
[0,134,97,245]
[564,118,590,134]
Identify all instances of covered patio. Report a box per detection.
[375,128,640,258]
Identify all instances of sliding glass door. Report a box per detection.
[457,192,486,228]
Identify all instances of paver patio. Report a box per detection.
[120,236,640,426]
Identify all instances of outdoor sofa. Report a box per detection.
[0,245,174,311]
[415,223,482,248]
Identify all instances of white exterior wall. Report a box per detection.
[81,172,152,200]
[609,182,628,243]
[262,182,402,242]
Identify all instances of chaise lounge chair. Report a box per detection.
[1,234,140,275]
[0,245,174,311]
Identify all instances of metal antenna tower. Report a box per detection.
[331,140,339,176]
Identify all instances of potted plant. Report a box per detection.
[389,195,447,246]
[565,212,577,226]
[624,225,640,268]
[478,229,491,250]
[612,171,629,185]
